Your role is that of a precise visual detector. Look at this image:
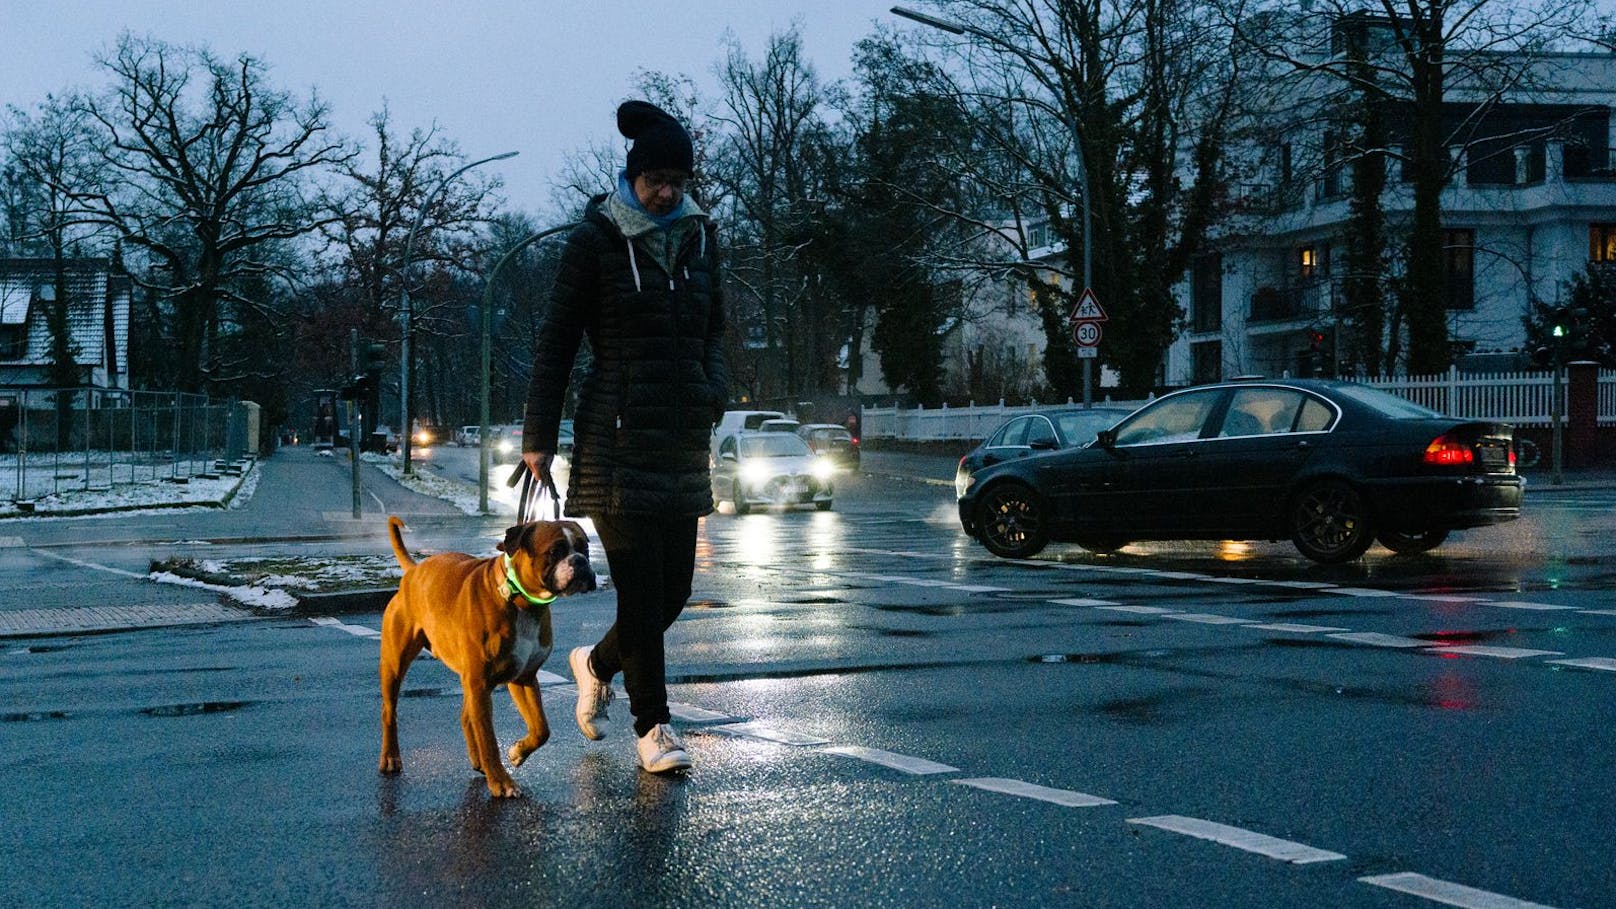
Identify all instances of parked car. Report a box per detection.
[456,425,481,447]
[712,430,834,514]
[955,406,1135,497]
[956,378,1523,563]
[796,423,861,470]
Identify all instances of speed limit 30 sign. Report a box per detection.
[1072,320,1102,347]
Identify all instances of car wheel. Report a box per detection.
[973,482,1050,559]
[1290,479,1374,563]
[732,482,750,515]
[815,499,833,511]
[1376,528,1449,554]
[1074,536,1129,554]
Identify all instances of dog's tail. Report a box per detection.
[387,516,416,570]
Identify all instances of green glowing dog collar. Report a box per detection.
[503,553,556,606]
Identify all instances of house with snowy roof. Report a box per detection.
[0,258,132,393]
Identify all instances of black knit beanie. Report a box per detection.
[618,100,693,179]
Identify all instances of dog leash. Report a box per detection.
[509,460,561,523]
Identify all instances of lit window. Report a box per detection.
[1591,224,1616,263]
[1299,246,1317,279]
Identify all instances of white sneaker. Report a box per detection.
[636,723,692,773]
[570,646,612,740]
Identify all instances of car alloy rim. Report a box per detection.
[1298,485,1359,553]
[986,488,1039,548]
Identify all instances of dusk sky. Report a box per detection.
[0,0,906,216]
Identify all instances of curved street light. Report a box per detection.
[890,5,1096,405]
[398,149,519,475]
[478,222,575,514]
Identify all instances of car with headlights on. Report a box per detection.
[956,378,1523,563]
[955,405,1135,498]
[712,430,835,514]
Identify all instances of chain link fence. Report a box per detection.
[0,387,232,504]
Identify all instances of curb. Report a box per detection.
[291,588,394,615]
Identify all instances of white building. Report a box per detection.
[1168,19,1616,384]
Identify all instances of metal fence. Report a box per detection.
[861,368,1616,442]
[0,387,230,504]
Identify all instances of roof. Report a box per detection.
[0,258,131,383]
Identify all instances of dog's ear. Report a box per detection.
[496,523,529,554]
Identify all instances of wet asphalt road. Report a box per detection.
[2,449,1614,908]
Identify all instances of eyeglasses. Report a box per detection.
[639,171,689,192]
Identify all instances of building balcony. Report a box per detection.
[1249,278,1335,327]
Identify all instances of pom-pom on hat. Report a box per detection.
[618,100,693,180]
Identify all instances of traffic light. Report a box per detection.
[1551,306,1570,339]
[1308,329,1326,350]
[364,343,388,374]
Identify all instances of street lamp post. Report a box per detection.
[478,223,575,514]
[398,150,518,475]
[889,5,1095,405]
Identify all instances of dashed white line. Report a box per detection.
[1546,657,1616,672]
[1163,613,1254,625]
[821,745,959,775]
[1248,623,1350,633]
[1329,587,1399,598]
[1578,609,1616,617]
[1426,645,1563,660]
[308,616,380,638]
[669,702,735,723]
[1048,597,1121,607]
[1359,872,1565,908]
[1097,605,1182,615]
[1328,632,1431,648]
[711,721,829,746]
[1490,601,1578,611]
[1128,815,1345,864]
[953,777,1117,808]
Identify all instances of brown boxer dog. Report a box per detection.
[378,515,596,798]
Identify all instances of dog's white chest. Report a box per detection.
[509,610,552,679]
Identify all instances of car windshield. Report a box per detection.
[808,428,851,444]
[1053,411,1121,445]
[740,434,811,458]
[1329,383,1444,419]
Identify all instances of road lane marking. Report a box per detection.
[1328,587,1399,598]
[1248,623,1351,633]
[533,669,569,686]
[953,778,1117,808]
[1490,601,1577,611]
[668,702,735,723]
[34,549,149,579]
[1401,593,1487,603]
[1047,598,1121,607]
[1426,645,1563,659]
[308,616,380,638]
[1359,872,1564,908]
[1579,609,1616,617]
[821,745,959,775]
[1328,632,1431,648]
[946,583,1012,592]
[711,721,829,746]
[1135,570,1212,580]
[1546,657,1616,672]
[1127,815,1345,864]
[1096,605,1182,615]
[1163,613,1253,625]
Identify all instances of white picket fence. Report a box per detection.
[860,367,1616,442]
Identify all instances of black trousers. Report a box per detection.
[587,514,698,737]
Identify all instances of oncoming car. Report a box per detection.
[956,378,1523,563]
[711,430,834,514]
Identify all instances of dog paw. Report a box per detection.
[379,754,402,773]
[488,778,523,799]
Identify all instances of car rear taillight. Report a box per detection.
[1423,434,1475,466]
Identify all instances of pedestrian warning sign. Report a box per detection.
[1069,288,1107,322]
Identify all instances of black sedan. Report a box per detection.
[955,405,1136,498]
[956,379,1523,563]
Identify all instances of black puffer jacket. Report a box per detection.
[521,194,728,517]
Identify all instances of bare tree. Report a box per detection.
[68,33,354,392]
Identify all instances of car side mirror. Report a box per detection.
[721,451,737,462]
[1095,428,1117,449]
[1029,438,1058,451]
